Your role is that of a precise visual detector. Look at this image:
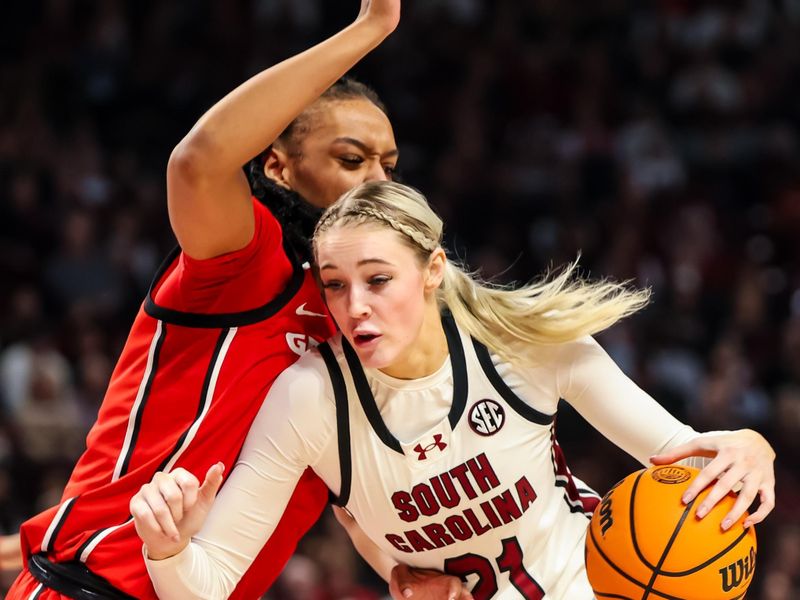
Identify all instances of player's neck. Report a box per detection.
[379,304,448,380]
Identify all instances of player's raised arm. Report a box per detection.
[167,0,401,260]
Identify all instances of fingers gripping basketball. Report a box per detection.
[585,465,757,600]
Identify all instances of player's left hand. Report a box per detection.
[650,429,775,531]
[389,563,473,600]
[130,463,225,560]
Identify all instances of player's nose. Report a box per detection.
[363,159,390,183]
[347,287,372,319]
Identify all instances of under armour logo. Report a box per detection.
[413,434,447,461]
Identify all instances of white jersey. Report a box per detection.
[145,314,707,600]
[323,313,597,598]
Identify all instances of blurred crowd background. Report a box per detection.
[2,0,799,597]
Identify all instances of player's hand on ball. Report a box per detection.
[389,564,474,600]
[130,463,224,560]
[650,429,775,530]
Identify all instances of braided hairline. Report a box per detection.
[315,206,439,253]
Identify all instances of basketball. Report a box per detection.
[585,465,757,600]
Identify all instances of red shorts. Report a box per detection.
[7,568,69,600]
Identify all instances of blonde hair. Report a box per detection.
[313,181,651,363]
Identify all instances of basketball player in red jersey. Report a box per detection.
[5,1,465,598]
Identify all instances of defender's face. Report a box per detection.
[316,225,428,370]
[282,99,399,208]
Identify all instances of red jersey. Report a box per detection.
[16,198,336,599]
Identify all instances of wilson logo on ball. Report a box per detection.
[468,399,505,436]
[719,547,756,592]
[650,466,691,484]
[598,494,614,536]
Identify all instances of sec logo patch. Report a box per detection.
[468,399,505,436]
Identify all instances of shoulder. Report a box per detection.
[273,345,332,402]
[251,341,342,456]
[500,336,611,397]
[270,334,346,410]
[550,336,606,366]
[512,336,605,367]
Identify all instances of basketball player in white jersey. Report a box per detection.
[130,181,775,599]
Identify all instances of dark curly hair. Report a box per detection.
[246,77,388,263]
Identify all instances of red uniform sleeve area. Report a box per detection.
[153,199,294,313]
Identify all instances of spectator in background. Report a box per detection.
[11,350,84,466]
[43,210,126,320]
[1,0,798,597]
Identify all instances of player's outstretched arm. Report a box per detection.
[167,0,401,260]
[332,505,398,581]
[130,464,224,560]
[556,337,775,531]
[650,429,775,530]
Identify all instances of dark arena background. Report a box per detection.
[1,1,799,598]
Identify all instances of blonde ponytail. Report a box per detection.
[439,258,650,363]
[315,181,651,365]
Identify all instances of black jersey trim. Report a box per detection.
[472,339,554,425]
[29,553,137,600]
[117,322,167,478]
[341,339,401,453]
[76,329,232,563]
[42,496,78,553]
[319,342,352,507]
[73,527,107,565]
[143,239,306,329]
[156,328,231,472]
[443,312,469,430]
[343,312,469,455]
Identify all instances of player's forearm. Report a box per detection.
[175,19,391,176]
[353,537,398,583]
[0,533,23,572]
[336,507,397,582]
[145,542,234,600]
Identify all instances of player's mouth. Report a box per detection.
[353,330,381,347]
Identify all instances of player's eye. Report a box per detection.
[368,275,391,287]
[339,155,364,168]
[321,280,344,291]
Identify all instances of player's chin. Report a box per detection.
[351,339,393,369]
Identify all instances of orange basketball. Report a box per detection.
[585,465,757,600]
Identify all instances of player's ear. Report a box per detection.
[263,146,293,190]
[424,248,446,293]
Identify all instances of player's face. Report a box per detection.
[317,225,442,375]
[283,99,399,208]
